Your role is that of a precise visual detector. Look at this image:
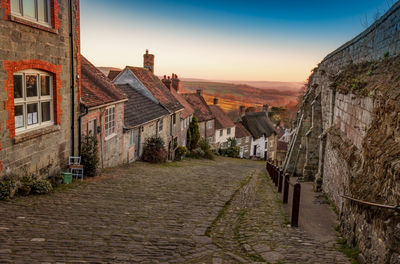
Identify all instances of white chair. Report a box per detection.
[68,156,84,181]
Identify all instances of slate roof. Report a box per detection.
[81,56,127,108]
[108,70,121,81]
[117,84,169,128]
[235,121,251,138]
[241,112,276,139]
[181,93,214,122]
[209,105,235,129]
[126,67,184,113]
[170,88,194,119]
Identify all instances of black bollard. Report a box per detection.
[291,183,301,227]
[278,169,283,193]
[283,173,289,204]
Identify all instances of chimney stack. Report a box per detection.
[171,73,181,93]
[239,105,245,116]
[143,49,155,73]
[162,75,172,90]
[213,97,219,105]
[196,89,202,96]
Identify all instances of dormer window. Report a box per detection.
[11,0,51,26]
[14,70,53,133]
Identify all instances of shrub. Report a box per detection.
[187,117,200,151]
[142,136,168,163]
[32,179,53,195]
[18,174,36,196]
[188,138,215,160]
[175,146,188,161]
[218,138,240,158]
[81,132,99,177]
[0,180,12,201]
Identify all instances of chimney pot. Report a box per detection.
[168,76,170,80]
[163,75,166,79]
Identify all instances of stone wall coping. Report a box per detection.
[323,1,400,62]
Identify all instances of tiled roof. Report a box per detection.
[181,93,214,122]
[126,67,184,113]
[241,112,276,139]
[235,121,251,138]
[170,88,194,119]
[117,84,169,128]
[108,70,121,81]
[81,56,127,108]
[209,105,235,129]
[277,141,288,151]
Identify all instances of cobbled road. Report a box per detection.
[0,157,350,263]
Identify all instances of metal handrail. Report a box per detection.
[341,195,399,212]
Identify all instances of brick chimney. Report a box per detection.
[143,49,154,73]
[196,89,202,95]
[162,75,172,90]
[239,105,245,116]
[213,97,219,105]
[171,73,181,93]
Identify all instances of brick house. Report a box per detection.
[117,83,169,161]
[113,50,184,160]
[162,74,194,147]
[0,0,80,177]
[80,56,127,168]
[235,121,252,158]
[209,98,235,149]
[241,111,276,159]
[181,90,216,144]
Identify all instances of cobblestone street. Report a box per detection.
[0,158,350,263]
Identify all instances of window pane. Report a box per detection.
[27,103,38,126]
[37,0,49,22]
[15,105,24,129]
[22,0,36,18]
[14,75,23,99]
[41,101,51,122]
[41,75,50,96]
[11,0,21,14]
[26,75,38,97]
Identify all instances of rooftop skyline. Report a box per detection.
[81,0,393,82]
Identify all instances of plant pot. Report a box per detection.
[61,172,73,184]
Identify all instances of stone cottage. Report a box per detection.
[117,83,169,161]
[162,75,194,147]
[80,56,127,168]
[235,121,252,158]
[113,50,184,160]
[181,90,216,144]
[0,0,80,177]
[241,111,276,159]
[209,98,235,149]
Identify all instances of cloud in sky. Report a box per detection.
[81,0,392,82]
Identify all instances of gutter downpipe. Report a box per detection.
[69,0,76,156]
[78,106,89,156]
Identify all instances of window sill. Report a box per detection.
[14,125,60,144]
[9,15,58,34]
[105,133,117,141]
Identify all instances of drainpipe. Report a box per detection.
[69,0,75,156]
[78,105,88,156]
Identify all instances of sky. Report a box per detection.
[80,0,394,82]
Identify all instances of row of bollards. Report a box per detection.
[266,162,301,227]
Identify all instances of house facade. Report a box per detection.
[0,0,80,177]
[182,91,215,144]
[113,51,184,160]
[235,122,252,158]
[209,98,235,149]
[80,56,127,168]
[241,111,276,160]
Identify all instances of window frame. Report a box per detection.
[14,69,54,134]
[237,138,242,145]
[219,129,223,137]
[158,118,163,132]
[227,128,231,135]
[207,120,213,129]
[172,113,176,125]
[10,0,52,28]
[245,136,249,143]
[104,106,116,139]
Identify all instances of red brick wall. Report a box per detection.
[3,60,62,138]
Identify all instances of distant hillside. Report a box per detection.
[181,80,301,112]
